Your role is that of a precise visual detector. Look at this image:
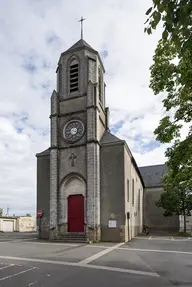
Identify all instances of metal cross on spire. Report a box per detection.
[78,16,85,39]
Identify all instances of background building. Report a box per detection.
[0,216,36,233]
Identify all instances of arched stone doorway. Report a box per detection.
[59,174,86,232]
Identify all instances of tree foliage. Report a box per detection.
[145,0,192,49]
[150,38,192,143]
[145,0,192,231]
[0,208,3,217]
[25,213,31,217]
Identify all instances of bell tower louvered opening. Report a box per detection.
[70,60,79,93]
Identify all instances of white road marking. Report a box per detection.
[149,236,152,240]
[135,237,171,241]
[0,266,36,282]
[118,247,192,255]
[135,237,191,241]
[85,245,110,249]
[169,239,189,242]
[0,255,158,277]
[0,264,14,270]
[85,245,158,275]
[78,243,125,264]
[171,237,174,240]
[28,281,38,286]
[81,263,160,277]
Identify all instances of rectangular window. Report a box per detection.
[132,179,134,206]
[70,64,78,92]
[127,179,129,202]
[138,189,140,211]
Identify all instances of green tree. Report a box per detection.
[25,213,31,217]
[0,208,3,217]
[145,0,192,48]
[156,137,192,232]
[145,0,192,232]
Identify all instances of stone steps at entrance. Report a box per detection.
[53,232,88,243]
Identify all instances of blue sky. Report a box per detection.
[0,0,169,216]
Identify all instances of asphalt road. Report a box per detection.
[0,233,191,286]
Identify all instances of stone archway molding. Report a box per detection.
[59,173,86,227]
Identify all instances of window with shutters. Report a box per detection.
[69,59,79,93]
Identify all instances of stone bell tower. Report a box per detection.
[49,31,109,241]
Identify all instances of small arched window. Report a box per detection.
[69,59,79,93]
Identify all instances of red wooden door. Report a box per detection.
[68,195,84,232]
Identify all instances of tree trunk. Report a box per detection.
[181,196,187,233]
[183,211,187,233]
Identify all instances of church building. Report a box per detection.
[36,35,180,242]
[36,37,145,242]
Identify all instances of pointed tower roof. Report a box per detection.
[59,38,105,72]
[61,39,97,56]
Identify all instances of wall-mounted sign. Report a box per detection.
[108,220,117,228]
[110,213,116,219]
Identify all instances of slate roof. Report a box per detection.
[100,130,123,145]
[139,164,168,188]
[36,148,50,157]
[63,39,97,55]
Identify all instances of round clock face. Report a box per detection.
[63,120,85,142]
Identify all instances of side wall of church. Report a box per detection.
[130,163,143,238]
[124,147,143,241]
[37,155,50,239]
[144,187,179,232]
[100,143,125,242]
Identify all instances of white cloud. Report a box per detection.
[0,0,176,215]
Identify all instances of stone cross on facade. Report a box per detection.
[78,16,85,39]
[69,153,77,166]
